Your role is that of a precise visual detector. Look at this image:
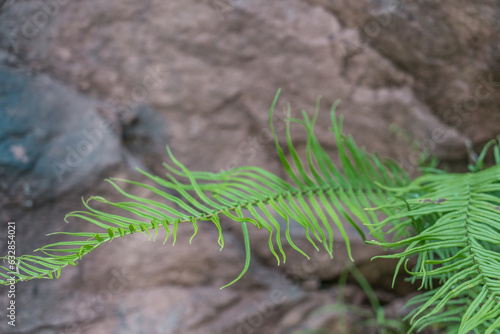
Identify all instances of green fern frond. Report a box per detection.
[370,161,500,333]
[0,90,407,288]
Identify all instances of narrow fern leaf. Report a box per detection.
[220,222,251,289]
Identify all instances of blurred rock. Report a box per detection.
[0,0,498,333]
[0,64,122,210]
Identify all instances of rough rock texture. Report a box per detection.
[0,0,499,333]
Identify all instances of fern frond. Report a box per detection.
[370,162,500,333]
[0,89,408,288]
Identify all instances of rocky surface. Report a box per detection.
[0,1,498,333]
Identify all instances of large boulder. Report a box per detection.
[0,0,498,333]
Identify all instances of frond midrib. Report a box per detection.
[192,181,388,221]
[464,175,500,306]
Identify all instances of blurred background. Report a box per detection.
[0,1,499,333]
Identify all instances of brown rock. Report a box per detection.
[0,0,498,333]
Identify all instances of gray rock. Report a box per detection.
[0,64,122,209]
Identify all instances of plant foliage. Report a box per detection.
[369,150,500,333]
[1,90,499,333]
